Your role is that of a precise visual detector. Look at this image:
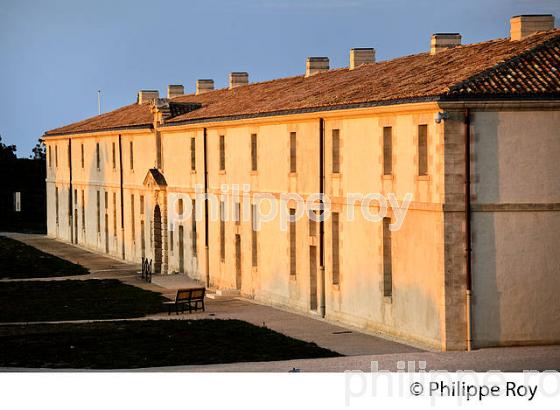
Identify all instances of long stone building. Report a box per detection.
[43,15,560,350]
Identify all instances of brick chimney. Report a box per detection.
[229,72,249,89]
[167,84,184,99]
[306,57,329,77]
[430,33,461,55]
[510,15,555,41]
[137,90,159,104]
[196,79,214,95]
[350,48,375,69]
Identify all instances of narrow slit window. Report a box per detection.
[191,137,196,172]
[140,195,144,215]
[130,194,135,241]
[55,187,59,224]
[251,204,258,267]
[96,191,100,233]
[251,133,257,171]
[220,201,225,262]
[219,135,225,171]
[332,212,340,285]
[191,199,197,256]
[81,144,84,168]
[289,208,296,277]
[332,129,340,173]
[55,145,58,168]
[383,126,392,175]
[96,143,100,170]
[418,124,428,176]
[383,217,392,297]
[130,141,134,170]
[112,142,116,169]
[81,190,85,231]
[112,193,117,236]
[289,132,297,173]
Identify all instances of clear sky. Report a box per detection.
[1,0,558,157]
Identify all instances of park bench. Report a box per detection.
[164,287,206,315]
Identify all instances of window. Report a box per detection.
[219,135,225,171]
[309,210,317,237]
[96,191,100,233]
[74,189,78,206]
[190,137,196,172]
[96,143,100,170]
[104,192,108,210]
[130,141,134,170]
[332,129,340,173]
[289,132,296,173]
[130,194,135,241]
[80,144,84,168]
[383,126,392,175]
[191,199,197,256]
[170,229,174,252]
[140,195,144,215]
[235,202,240,226]
[48,146,52,167]
[383,217,392,297]
[113,193,117,236]
[220,201,225,262]
[251,133,257,171]
[332,212,340,285]
[81,191,85,231]
[55,187,59,224]
[418,124,428,176]
[112,142,116,170]
[55,145,58,168]
[289,208,296,277]
[251,204,258,267]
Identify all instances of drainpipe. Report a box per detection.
[319,118,326,318]
[203,127,210,287]
[118,134,125,260]
[464,108,473,351]
[68,138,73,244]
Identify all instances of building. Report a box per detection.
[43,15,560,350]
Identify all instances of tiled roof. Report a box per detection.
[44,29,560,136]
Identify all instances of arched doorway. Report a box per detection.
[153,205,162,274]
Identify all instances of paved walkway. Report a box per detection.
[0,233,419,357]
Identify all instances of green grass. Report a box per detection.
[0,236,88,279]
[0,319,341,369]
[0,279,167,322]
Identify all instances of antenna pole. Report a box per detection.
[97,90,101,115]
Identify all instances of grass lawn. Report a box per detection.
[0,236,88,279]
[0,319,341,369]
[0,279,167,322]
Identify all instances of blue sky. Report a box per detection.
[1,0,558,156]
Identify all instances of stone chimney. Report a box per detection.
[196,79,215,95]
[350,48,375,69]
[510,15,555,41]
[137,90,159,104]
[430,33,461,55]
[167,84,184,99]
[306,57,329,77]
[229,72,249,89]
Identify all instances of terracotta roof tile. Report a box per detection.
[45,29,560,136]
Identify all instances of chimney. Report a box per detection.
[350,48,375,69]
[137,90,159,104]
[306,57,329,77]
[196,79,215,95]
[229,72,249,89]
[167,84,184,99]
[510,14,555,41]
[430,33,461,55]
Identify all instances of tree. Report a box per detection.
[32,139,46,161]
[0,134,17,161]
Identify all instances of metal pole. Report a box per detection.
[97,90,101,115]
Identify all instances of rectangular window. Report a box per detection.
[289,132,297,173]
[74,189,78,206]
[235,202,241,226]
[219,135,225,171]
[55,145,58,168]
[81,144,84,168]
[140,195,144,215]
[383,217,392,297]
[104,192,108,210]
[113,192,117,236]
[418,124,428,176]
[332,129,340,173]
[170,229,174,252]
[289,208,296,277]
[220,201,225,262]
[130,141,134,170]
[112,142,116,170]
[81,190,85,231]
[130,194,135,241]
[251,204,258,267]
[332,212,340,285]
[309,210,317,237]
[96,191,100,233]
[55,187,59,224]
[190,137,196,172]
[96,143,100,170]
[48,146,52,167]
[251,133,257,171]
[383,126,392,175]
[191,199,197,256]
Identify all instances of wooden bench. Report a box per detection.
[164,287,206,315]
